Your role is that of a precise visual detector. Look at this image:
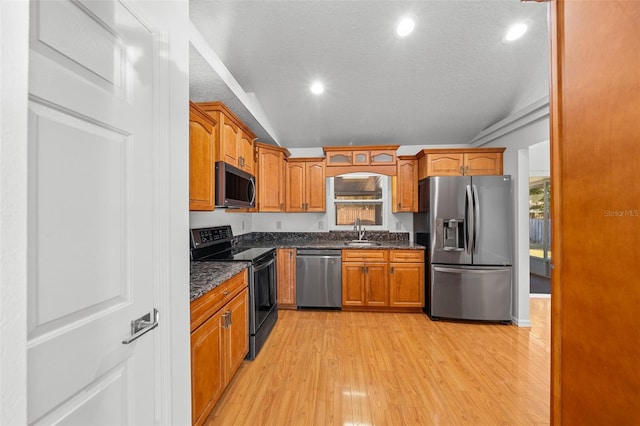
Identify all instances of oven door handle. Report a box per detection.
[252,256,275,273]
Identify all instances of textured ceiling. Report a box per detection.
[189,1,549,150]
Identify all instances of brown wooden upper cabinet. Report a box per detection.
[189,101,217,211]
[285,158,326,212]
[323,145,399,176]
[196,102,256,174]
[392,156,418,213]
[255,142,290,212]
[325,148,396,166]
[416,148,505,180]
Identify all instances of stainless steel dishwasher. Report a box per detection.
[296,249,342,309]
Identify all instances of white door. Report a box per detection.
[28,0,160,423]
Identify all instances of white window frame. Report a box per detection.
[328,173,390,231]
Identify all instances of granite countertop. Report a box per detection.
[189,232,426,302]
[190,261,249,302]
[236,231,425,251]
[252,240,426,250]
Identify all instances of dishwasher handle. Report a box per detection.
[296,249,342,257]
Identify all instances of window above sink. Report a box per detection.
[329,173,390,231]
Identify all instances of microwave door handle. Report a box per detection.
[248,178,256,206]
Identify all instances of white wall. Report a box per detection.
[529,140,550,176]
[190,210,253,236]
[252,212,327,232]
[471,97,550,326]
[194,198,415,238]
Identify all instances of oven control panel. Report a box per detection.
[190,226,232,249]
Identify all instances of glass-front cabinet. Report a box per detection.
[324,146,397,167]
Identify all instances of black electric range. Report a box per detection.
[190,226,275,263]
[190,226,277,360]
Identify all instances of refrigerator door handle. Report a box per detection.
[465,184,474,255]
[434,266,512,274]
[472,184,479,254]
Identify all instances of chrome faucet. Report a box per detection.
[353,217,366,241]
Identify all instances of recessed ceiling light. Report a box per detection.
[310,81,324,95]
[503,22,528,42]
[395,17,415,38]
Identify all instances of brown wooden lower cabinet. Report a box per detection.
[389,250,425,308]
[342,261,388,307]
[276,248,296,308]
[190,270,249,426]
[342,249,424,310]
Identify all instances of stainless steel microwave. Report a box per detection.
[215,162,256,208]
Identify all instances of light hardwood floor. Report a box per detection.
[206,299,550,425]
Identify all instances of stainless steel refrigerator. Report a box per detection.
[414,175,513,322]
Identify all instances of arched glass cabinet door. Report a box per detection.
[326,152,352,165]
[370,150,396,165]
[352,151,370,165]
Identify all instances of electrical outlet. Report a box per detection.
[242,221,245,230]
[276,221,282,230]
[318,221,324,230]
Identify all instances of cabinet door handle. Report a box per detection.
[280,203,284,210]
[228,310,233,327]
[465,165,470,174]
[391,267,394,273]
[223,290,229,297]
[398,202,401,210]
[460,165,464,175]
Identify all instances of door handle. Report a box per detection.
[122,309,159,344]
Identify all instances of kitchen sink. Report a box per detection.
[344,240,382,247]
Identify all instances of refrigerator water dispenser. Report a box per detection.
[437,218,465,251]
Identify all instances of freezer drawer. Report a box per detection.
[430,265,512,322]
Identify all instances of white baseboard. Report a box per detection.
[512,317,532,327]
[530,293,551,299]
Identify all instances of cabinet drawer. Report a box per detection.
[342,249,389,262]
[389,250,424,263]
[190,270,248,332]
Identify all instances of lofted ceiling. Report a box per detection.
[189,1,550,151]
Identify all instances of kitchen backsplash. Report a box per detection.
[234,231,409,247]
